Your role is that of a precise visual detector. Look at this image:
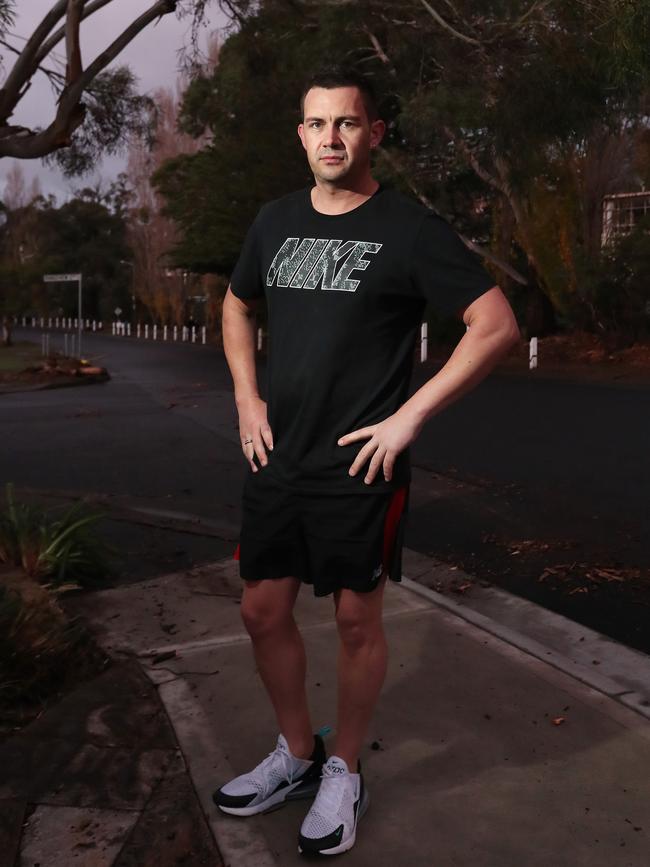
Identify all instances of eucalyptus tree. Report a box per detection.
[0,0,232,174]
[154,0,650,333]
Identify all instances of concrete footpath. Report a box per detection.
[3,550,650,866]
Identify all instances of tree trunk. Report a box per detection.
[524,281,557,338]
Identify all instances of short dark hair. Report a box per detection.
[299,67,380,122]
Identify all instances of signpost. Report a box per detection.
[43,273,83,357]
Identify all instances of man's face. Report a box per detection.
[297,86,385,185]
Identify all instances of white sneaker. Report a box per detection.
[298,755,370,855]
[213,733,326,816]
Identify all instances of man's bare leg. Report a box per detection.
[240,576,315,760]
[331,574,388,770]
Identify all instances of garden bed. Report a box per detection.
[0,340,109,393]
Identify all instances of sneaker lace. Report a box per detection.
[253,744,295,786]
[313,764,346,816]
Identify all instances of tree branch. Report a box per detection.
[443,125,505,193]
[418,0,481,46]
[58,0,176,110]
[65,0,85,84]
[0,37,66,87]
[378,144,436,209]
[378,145,527,284]
[0,0,177,159]
[0,0,68,122]
[362,25,396,75]
[34,0,116,71]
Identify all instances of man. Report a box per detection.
[214,67,520,856]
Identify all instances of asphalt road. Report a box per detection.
[3,327,649,648]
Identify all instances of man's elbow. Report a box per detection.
[466,309,521,347]
[504,316,521,347]
[463,286,520,345]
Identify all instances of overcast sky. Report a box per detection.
[1,1,227,203]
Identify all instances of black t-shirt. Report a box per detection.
[229,184,495,495]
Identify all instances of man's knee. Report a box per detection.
[240,580,297,639]
[335,603,384,653]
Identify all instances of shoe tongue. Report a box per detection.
[276,734,290,754]
[325,756,349,775]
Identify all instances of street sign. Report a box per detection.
[43,273,81,282]
[42,272,83,357]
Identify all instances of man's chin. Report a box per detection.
[313,163,351,184]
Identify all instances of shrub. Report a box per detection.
[0,482,117,587]
[0,570,108,715]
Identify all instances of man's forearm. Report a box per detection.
[222,292,260,405]
[401,322,519,427]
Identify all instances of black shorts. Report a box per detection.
[233,469,409,597]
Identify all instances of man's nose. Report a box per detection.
[322,123,343,147]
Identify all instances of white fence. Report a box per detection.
[17,315,536,367]
[17,315,209,346]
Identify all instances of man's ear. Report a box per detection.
[297,123,307,151]
[369,119,386,149]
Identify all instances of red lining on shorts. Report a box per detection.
[233,542,241,561]
[382,485,408,567]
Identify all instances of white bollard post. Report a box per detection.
[173,325,178,341]
[153,324,157,340]
[55,317,59,328]
[191,326,196,343]
[47,318,52,328]
[112,322,116,335]
[529,337,538,370]
[163,325,168,341]
[136,323,141,338]
[420,322,428,363]
[92,320,96,332]
[127,322,131,336]
[202,325,206,345]
[144,324,149,339]
[22,316,26,326]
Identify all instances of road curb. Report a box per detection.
[142,670,279,867]
[399,573,650,721]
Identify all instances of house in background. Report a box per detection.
[601,190,650,246]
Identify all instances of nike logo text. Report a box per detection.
[267,238,382,292]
